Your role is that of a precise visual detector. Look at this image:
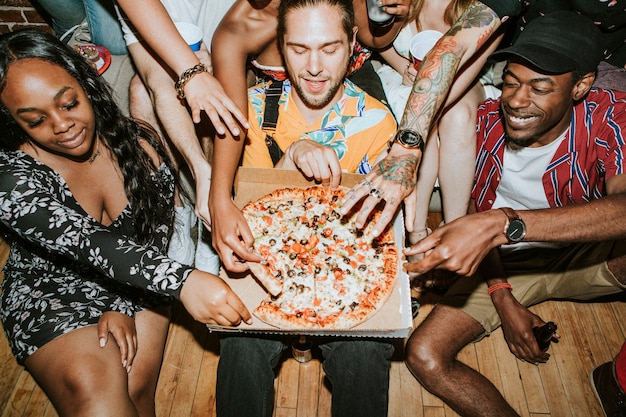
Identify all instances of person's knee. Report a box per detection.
[438,101,477,147]
[325,339,393,360]
[136,68,190,122]
[129,75,149,99]
[405,332,446,381]
[128,375,157,413]
[130,65,174,104]
[321,340,392,416]
[404,308,477,383]
[128,75,154,117]
[220,336,285,370]
[321,340,393,377]
[217,336,284,402]
[58,361,132,415]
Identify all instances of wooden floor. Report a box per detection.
[1,224,625,417]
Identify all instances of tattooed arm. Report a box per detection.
[340,0,505,236]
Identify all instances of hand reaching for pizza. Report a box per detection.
[276,140,342,188]
[340,148,421,237]
[179,270,252,326]
[184,71,250,136]
[403,210,505,277]
[210,198,264,273]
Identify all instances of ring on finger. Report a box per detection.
[369,188,383,199]
[360,179,373,190]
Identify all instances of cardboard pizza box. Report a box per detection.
[206,167,413,338]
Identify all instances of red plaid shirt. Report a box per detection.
[473,89,626,212]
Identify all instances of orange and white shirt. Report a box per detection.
[243,79,396,174]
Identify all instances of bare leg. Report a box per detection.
[25,307,169,417]
[128,74,182,168]
[26,326,139,417]
[127,307,170,417]
[406,304,520,417]
[411,130,440,237]
[408,131,439,287]
[128,74,162,134]
[437,81,485,223]
[128,42,213,225]
[407,83,485,290]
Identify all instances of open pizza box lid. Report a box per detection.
[206,167,413,338]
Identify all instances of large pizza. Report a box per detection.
[241,186,398,329]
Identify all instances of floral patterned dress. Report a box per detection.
[0,150,194,364]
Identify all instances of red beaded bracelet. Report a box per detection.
[487,282,513,296]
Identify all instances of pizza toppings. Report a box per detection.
[242,186,398,329]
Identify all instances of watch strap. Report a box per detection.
[499,207,523,244]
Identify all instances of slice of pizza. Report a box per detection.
[242,189,306,296]
[246,262,283,297]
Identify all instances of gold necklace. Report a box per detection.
[88,140,100,164]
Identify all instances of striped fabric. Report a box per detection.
[473,88,626,212]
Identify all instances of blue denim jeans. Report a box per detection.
[216,335,394,417]
[35,0,85,38]
[83,0,127,54]
[35,0,127,54]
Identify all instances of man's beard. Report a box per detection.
[504,134,532,148]
[293,76,343,109]
[504,134,538,148]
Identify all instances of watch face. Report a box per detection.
[507,218,526,242]
[396,130,424,150]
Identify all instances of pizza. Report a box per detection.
[241,186,398,329]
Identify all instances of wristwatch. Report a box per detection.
[389,129,425,152]
[499,207,526,244]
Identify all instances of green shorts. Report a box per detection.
[439,241,626,337]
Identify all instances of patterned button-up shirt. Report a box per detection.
[473,89,626,212]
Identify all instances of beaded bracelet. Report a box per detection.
[487,282,513,296]
[175,63,207,100]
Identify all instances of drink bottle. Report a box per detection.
[292,335,313,363]
[533,321,558,352]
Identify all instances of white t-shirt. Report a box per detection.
[493,131,566,251]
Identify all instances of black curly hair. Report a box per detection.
[0,28,177,245]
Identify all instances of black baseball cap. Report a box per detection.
[491,10,604,74]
